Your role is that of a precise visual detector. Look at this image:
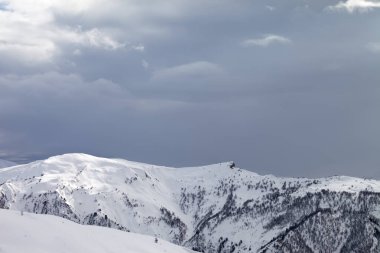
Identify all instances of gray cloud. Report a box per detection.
[152,61,222,81]
[1,0,380,178]
[327,0,380,13]
[368,42,380,53]
[242,35,292,47]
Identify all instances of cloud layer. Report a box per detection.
[1,0,380,178]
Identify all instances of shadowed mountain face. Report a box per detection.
[1,153,380,253]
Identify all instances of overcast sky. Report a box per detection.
[1,0,380,178]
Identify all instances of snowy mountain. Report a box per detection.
[0,159,16,169]
[0,208,195,253]
[1,153,380,252]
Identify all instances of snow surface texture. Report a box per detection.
[0,209,194,253]
[1,153,380,252]
[0,159,16,169]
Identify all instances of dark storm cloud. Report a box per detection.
[1,0,380,178]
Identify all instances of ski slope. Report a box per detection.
[0,209,194,253]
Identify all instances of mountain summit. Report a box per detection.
[1,153,380,252]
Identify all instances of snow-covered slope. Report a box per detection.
[0,159,16,169]
[1,153,380,252]
[0,208,194,253]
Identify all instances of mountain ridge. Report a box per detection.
[1,153,380,252]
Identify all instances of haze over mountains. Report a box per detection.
[0,159,16,169]
[1,153,380,252]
